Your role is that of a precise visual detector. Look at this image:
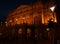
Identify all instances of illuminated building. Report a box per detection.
[6,0,57,26]
[5,0,58,41]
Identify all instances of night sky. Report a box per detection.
[0,0,60,22]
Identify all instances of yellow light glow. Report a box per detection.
[5,21,7,23]
[22,17,25,19]
[42,12,44,24]
[27,28,31,34]
[16,18,18,21]
[6,3,57,26]
[46,28,50,31]
[10,20,12,22]
[18,28,22,34]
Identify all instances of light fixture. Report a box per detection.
[27,28,31,33]
[50,6,55,12]
[46,28,50,31]
[18,28,22,34]
[16,18,18,21]
[10,20,12,22]
[51,19,53,21]
[22,17,25,19]
[5,21,7,23]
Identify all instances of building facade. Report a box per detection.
[6,0,57,26]
[4,0,58,41]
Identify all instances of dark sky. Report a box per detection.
[0,0,60,22]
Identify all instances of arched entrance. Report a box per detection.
[17,23,36,40]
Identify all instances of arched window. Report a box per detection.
[18,28,22,34]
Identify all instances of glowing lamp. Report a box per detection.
[16,19,18,21]
[10,20,12,22]
[5,21,7,23]
[22,17,25,19]
[46,28,50,31]
[50,6,55,12]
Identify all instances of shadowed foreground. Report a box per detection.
[0,37,52,44]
